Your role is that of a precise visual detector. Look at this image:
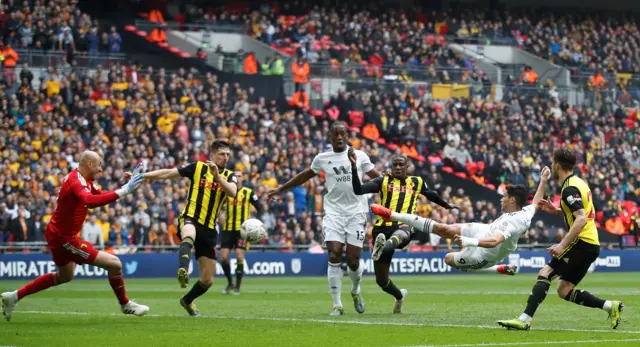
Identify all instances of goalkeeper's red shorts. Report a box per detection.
[49,237,100,266]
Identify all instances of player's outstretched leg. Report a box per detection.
[94,252,149,316]
[177,236,194,288]
[2,269,68,321]
[180,257,215,317]
[497,267,554,330]
[371,205,437,234]
[557,281,623,329]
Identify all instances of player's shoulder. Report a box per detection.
[314,150,338,159]
[353,149,369,157]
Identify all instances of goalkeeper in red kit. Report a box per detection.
[1,151,149,321]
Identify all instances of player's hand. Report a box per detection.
[122,174,145,195]
[540,166,551,182]
[266,188,281,201]
[348,148,357,166]
[453,234,463,247]
[206,161,219,177]
[123,162,144,182]
[547,243,564,257]
[537,199,557,214]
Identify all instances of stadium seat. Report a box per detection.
[387,144,398,151]
[376,138,386,145]
[442,166,454,173]
[484,183,496,190]
[454,172,467,179]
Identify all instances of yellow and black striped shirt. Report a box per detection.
[224,186,261,231]
[560,174,600,246]
[352,171,453,230]
[178,161,237,229]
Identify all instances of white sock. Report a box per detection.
[347,264,363,295]
[603,300,613,311]
[327,263,343,307]
[519,313,533,322]
[472,266,499,273]
[390,212,435,233]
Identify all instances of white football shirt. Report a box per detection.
[483,205,536,262]
[310,148,375,216]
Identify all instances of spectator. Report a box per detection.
[82,215,105,248]
[108,26,122,53]
[133,205,151,246]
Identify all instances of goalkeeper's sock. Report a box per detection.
[108,272,130,305]
[17,273,59,300]
[235,260,244,289]
[390,212,435,233]
[222,261,233,285]
[178,237,194,269]
[183,281,210,305]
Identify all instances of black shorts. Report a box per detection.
[178,217,217,260]
[548,239,600,286]
[372,225,412,263]
[220,230,246,250]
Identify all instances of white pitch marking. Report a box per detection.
[15,310,640,335]
[396,338,640,347]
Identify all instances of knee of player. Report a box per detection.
[375,275,390,288]
[328,253,342,264]
[108,258,123,272]
[199,278,214,288]
[220,254,230,263]
[556,283,573,299]
[444,253,456,267]
[57,272,74,284]
[347,261,360,272]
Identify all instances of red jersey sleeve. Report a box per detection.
[70,177,120,208]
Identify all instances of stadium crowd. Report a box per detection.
[0,60,515,251]
[0,0,123,53]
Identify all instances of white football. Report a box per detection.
[240,218,267,243]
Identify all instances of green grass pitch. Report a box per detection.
[0,273,638,347]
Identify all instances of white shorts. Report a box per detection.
[322,213,367,248]
[453,223,497,270]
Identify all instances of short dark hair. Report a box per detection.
[553,147,577,171]
[331,121,347,133]
[391,154,408,164]
[506,184,528,209]
[210,140,230,153]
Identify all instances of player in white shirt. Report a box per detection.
[267,122,380,316]
[371,167,551,274]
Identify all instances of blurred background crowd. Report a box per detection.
[0,0,638,254]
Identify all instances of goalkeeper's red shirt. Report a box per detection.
[45,169,120,247]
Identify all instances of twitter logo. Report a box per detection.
[125,261,138,275]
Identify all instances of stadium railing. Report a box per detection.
[15,49,127,68]
[133,19,247,34]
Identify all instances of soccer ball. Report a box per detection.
[240,218,267,243]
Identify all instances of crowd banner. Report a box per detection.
[0,250,636,280]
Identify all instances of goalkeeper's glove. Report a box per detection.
[116,174,145,197]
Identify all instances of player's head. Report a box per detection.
[78,150,104,180]
[235,170,244,186]
[210,140,231,167]
[390,154,409,179]
[501,184,527,212]
[552,147,576,180]
[330,122,348,152]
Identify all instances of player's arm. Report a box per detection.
[532,166,551,210]
[268,168,317,198]
[71,179,120,207]
[249,193,263,215]
[352,170,383,195]
[143,168,182,181]
[455,231,506,248]
[558,187,588,248]
[419,181,457,209]
[213,169,238,198]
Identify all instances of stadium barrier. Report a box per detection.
[0,250,636,280]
